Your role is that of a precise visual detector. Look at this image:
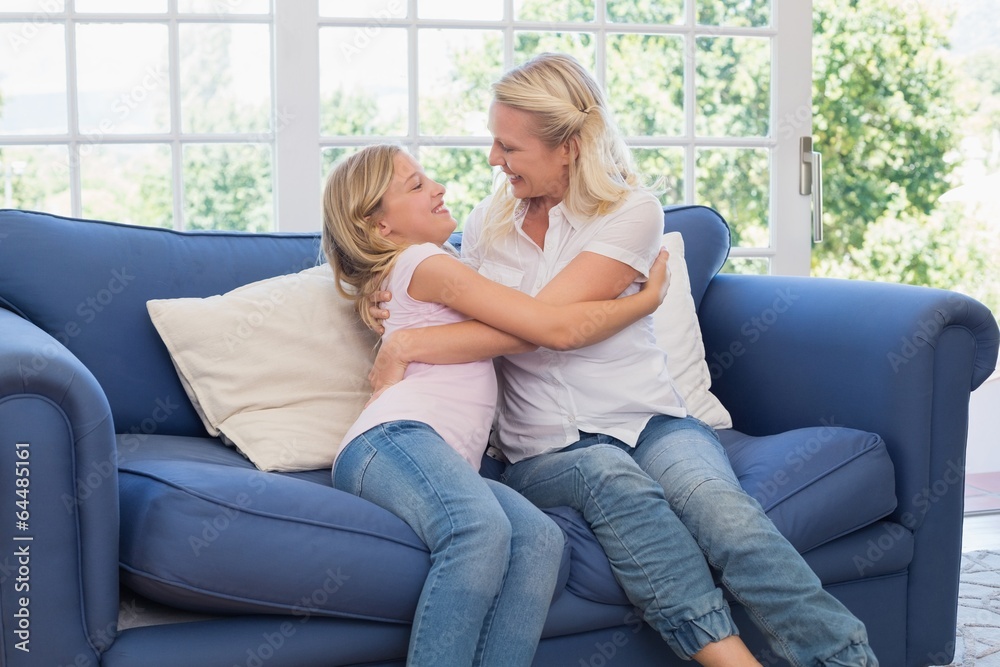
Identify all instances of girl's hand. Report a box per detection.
[639,248,671,311]
[367,290,392,335]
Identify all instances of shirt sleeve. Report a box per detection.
[583,191,665,279]
[389,243,449,298]
[459,199,489,270]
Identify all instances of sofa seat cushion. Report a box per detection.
[118,435,433,623]
[118,434,576,624]
[720,426,897,553]
[118,423,896,622]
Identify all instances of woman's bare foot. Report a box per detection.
[692,635,763,666]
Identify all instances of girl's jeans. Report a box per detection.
[333,420,564,667]
[502,414,877,666]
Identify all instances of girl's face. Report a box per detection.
[375,152,457,246]
[487,101,571,203]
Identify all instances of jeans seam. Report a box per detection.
[365,430,459,665]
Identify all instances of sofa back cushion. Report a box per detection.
[0,210,322,437]
[0,206,730,438]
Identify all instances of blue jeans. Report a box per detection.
[502,415,877,666]
[333,420,564,667]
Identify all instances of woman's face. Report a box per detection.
[375,152,457,246]
[487,101,570,203]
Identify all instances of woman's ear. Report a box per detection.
[565,135,580,162]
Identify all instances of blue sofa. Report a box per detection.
[0,205,996,667]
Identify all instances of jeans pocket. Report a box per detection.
[332,437,378,497]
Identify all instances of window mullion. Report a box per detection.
[65,2,82,217]
[273,1,320,232]
[168,9,183,230]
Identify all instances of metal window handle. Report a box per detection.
[800,137,824,243]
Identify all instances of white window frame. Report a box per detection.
[1,1,812,272]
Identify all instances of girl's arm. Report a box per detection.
[409,247,669,351]
[368,248,661,392]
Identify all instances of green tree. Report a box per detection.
[812,0,962,269]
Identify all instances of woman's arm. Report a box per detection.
[408,248,668,351]
[368,320,534,396]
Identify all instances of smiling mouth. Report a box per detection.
[432,204,448,214]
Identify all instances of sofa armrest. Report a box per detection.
[0,308,120,666]
[701,274,998,525]
[700,274,999,661]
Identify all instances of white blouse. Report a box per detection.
[462,189,687,463]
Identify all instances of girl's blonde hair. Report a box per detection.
[483,52,642,243]
[321,143,406,331]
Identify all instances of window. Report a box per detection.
[1,0,782,272]
[0,0,274,229]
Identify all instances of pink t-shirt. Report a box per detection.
[339,243,498,470]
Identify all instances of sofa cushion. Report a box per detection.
[719,426,897,552]
[146,266,378,472]
[654,232,731,429]
[118,423,895,620]
[117,434,573,623]
[0,209,324,439]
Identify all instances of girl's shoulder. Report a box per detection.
[389,243,452,284]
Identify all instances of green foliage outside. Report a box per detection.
[811,0,999,315]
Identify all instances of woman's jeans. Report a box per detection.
[333,420,564,667]
[502,414,878,666]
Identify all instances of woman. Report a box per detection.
[369,53,878,666]
[323,143,671,666]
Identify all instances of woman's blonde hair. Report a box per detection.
[321,143,406,331]
[483,52,642,243]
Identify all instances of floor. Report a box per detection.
[963,471,1000,552]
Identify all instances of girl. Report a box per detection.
[321,143,670,667]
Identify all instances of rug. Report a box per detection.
[946,550,1000,665]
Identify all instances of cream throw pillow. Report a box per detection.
[147,265,378,472]
[655,232,733,429]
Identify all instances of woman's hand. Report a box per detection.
[367,290,392,336]
[638,248,671,312]
[368,331,411,398]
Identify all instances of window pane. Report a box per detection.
[515,0,593,23]
[698,0,771,28]
[607,0,683,24]
[183,143,272,232]
[0,23,67,135]
[319,0,405,19]
[419,0,501,20]
[419,30,503,137]
[76,0,167,12]
[76,23,170,135]
[2,1,65,9]
[180,23,271,133]
[0,145,70,215]
[633,147,684,206]
[319,27,407,137]
[607,34,684,137]
[514,32,594,72]
[695,36,770,137]
[696,147,769,248]
[721,257,770,275]
[320,146,362,187]
[418,147,493,230]
[81,143,172,227]
[179,0,270,13]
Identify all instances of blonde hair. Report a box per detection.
[321,144,406,331]
[483,52,641,243]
